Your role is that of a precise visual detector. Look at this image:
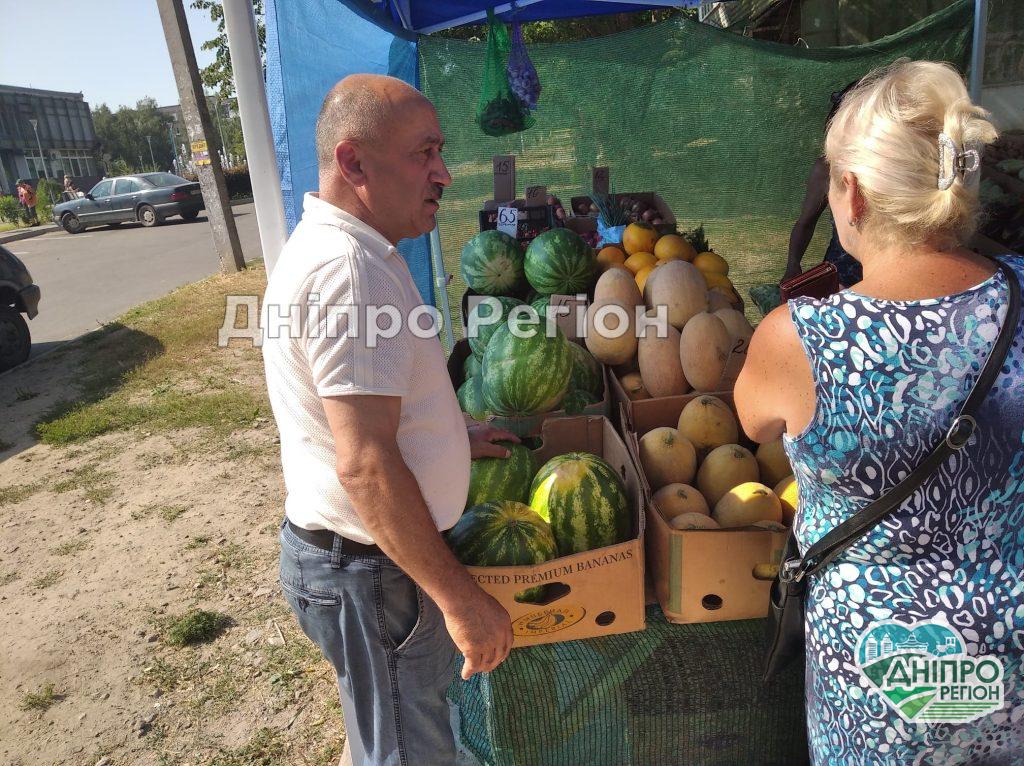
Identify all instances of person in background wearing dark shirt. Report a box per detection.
[783,82,863,288]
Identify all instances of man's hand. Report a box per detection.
[467,423,520,459]
[441,588,514,679]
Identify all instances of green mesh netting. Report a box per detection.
[448,606,808,766]
[420,0,973,337]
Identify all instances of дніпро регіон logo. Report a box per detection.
[855,620,1004,723]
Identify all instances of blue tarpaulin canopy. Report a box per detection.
[375,1,705,34]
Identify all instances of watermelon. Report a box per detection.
[447,500,558,601]
[561,388,600,415]
[466,442,537,507]
[467,296,525,358]
[461,231,525,296]
[524,229,596,296]
[568,342,604,398]
[463,354,482,380]
[481,321,573,416]
[457,376,489,421]
[529,452,631,555]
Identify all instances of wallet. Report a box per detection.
[780,261,839,302]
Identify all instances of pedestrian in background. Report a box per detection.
[15,180,39,226]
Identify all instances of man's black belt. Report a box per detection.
[286,519,386,557]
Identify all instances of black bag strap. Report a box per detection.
[781,258,1021,584]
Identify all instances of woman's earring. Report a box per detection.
[848,217,858,228]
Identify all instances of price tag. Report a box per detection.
[525,185,547,207]
[497,206,519,238]
[493,155,516,203]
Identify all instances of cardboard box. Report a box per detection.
[478,202,555,245]
[569,192,678,236]
[621,396,788,625]
[448,337,610,437]
[464,415,646,647]
[609,348,746,434]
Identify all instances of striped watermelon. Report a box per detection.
[463,354,482,380]
[447,500,558,601]
[466,442,537,507]
[461,231,525,296]
[529,452,631,555]
[457,376,489,421]
[481,321,572,416]
[568,342,604,398]
[524,229,596,296]
[561,387,600,415]
[467,296,525,358]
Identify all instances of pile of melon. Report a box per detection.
[586,223,753,399]
[457,228,605,421]
[636,395,799,531]
[447,442,632,601]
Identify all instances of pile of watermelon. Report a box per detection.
[458,227,603,423]
[447,442,632,601]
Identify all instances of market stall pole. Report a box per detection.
[968,0,988,102]
[156,0,245,274]
[223,0,287,275]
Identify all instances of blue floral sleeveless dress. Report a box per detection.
[784,255,1024,765]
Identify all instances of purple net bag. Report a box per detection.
[507,20,540,111]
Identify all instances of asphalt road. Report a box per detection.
[5,203,263,359]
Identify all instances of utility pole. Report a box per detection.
[145,135,157,170]
[156,0,245,273]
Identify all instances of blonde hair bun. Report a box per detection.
[825,59,998,247]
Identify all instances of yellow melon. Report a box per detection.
[710,285,742,309]
[670,512,720,531]
[696,444,759,508]
[706,290,733,313]
[712,482,782,528]
[714,308,754,355]
[693,251,729,276]
[596,245,626,271]
[622,223,659,256]
[585,299,637,365]
[643,260,708,329]
[752,520,788,532]
[620,372,651,401]
[677,395,739,453]
[624,251,658,275]
[594,267,643,309]
[635,265,656,294]
[639,427,697,489]
[654,234,697,262]
[756,439,793,488]
[702,272,735,293]
[678,312,732,392]
[638,324,689,398]
[774,475,799,526]
[653,483,709,521]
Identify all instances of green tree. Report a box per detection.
[438,9,694,43]
[190,0,266,99]
[92,98,176,174]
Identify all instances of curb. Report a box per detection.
[0,225,58,245]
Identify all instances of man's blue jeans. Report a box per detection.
[279,520,458,766]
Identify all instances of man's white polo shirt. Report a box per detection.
[262,193,470,543]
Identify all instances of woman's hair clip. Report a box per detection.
[937,132,980,190]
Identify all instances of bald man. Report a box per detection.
[262,75,515,765]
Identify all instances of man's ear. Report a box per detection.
[335,140,367,187]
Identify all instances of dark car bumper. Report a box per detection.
[19,284,40,319]
[154,200,205,217]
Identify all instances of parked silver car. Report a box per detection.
[52,173,204,234]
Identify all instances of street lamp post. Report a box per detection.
[27,118,53,203]
[145,135,157,170]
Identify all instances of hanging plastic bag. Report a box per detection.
[477,9,534,137]
[507,19,540,111]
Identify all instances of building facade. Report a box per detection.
[0,84,102,196]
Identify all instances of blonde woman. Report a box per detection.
[736,60,1023,763]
